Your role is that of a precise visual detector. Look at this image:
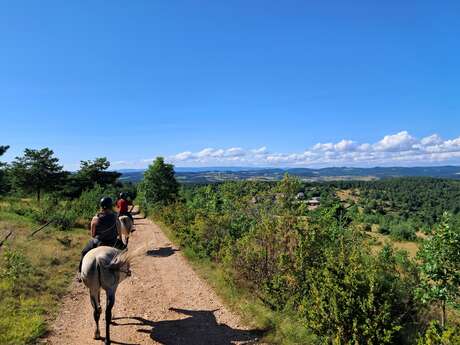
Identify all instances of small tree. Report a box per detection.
[10,148,65,201]
[138,157,179,206]
[0,145,9,158]
[0,145,10,194]
[78,157,120,187]
[63,157,121,198]
[417,212,460,327]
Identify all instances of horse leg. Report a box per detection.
[104,288,116,345]
[90,289,101,339]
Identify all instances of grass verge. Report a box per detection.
[0,204,87,345]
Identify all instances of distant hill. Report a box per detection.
[118,166,460,184]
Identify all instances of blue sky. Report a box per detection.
[0,1,459,169]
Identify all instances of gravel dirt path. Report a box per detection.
[42,214,261,345]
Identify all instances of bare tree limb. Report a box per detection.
[0,230,13,248]
[28,220,53,238]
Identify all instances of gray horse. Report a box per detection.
[118,215,133,247]
[81,246,131,345]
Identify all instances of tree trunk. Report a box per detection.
[37,189,41,203]
[441,300,446,328]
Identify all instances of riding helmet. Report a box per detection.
[100,197,113,209]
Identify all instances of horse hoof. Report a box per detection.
[94,334,100,340]
[104,340,111,345]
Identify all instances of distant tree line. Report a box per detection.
[322,178,460,242]
[0,145,132,201]
[0,145,140,230]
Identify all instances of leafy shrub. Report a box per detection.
[417,320,460,345]
[300,239,420,344]
[29,207,52,224]
[390,224,417,241]
[362,222,372,232]
[9,201,34,218]
[52,209,78,230]
[0,249,33,293]
[70,184,116,220]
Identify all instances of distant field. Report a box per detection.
[118,165,460,184]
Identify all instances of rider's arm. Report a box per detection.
[90,216,99,237]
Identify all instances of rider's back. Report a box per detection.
[94,212,118,244]
[117,198,128,214]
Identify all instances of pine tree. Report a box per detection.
[10,148,65,201]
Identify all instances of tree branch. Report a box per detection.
[28,220,53,238]
[0,230,13,248]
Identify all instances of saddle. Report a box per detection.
[94,238,126,251]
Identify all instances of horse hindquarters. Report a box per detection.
[119,216,132,247]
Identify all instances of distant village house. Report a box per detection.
[307,196,321,210]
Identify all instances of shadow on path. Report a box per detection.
[146,246,179,257]
[100,338,140,345]
[113,308,263,345]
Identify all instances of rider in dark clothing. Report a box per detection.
[78,197,121,275]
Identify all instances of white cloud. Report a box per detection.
[312,143,334,151]
[357,143,372,152]
[334,139,357,152]
[144,131,460,167]
[251,146,268,154]
[112,160,129,165]
[225,147,245,157]
[420,134,443,146]
[444,137,460,150]
[173,151,193,161]
[373,131,416,152]
[197,148,225,158]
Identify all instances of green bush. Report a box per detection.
[29,207,52,224]
[9,201,34,218]
[69,184,117,220]
[303,244,405,344]
[390,224,417,241]
[417,320,460,345]
[0,249,33,294]
[52,209,78,230]
[362,222,372,232]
